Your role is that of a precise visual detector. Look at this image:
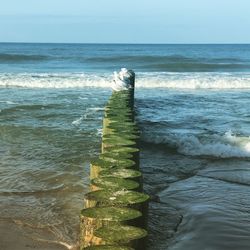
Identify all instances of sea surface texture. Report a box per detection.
[0,43,250,250]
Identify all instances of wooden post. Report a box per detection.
[80,206,142,248]
[80,70,148,250]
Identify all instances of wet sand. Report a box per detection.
[0,220,76,250]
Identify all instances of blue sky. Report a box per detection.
[1,0,250,43]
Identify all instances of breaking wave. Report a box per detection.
[142,131,250,158]
[135,72,250,89]
[2,72,250,89]
[0,73,110,88]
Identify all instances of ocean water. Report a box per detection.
[1,43,250,250]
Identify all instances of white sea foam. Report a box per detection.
[87,107,105,112]
[142,131,250,158]
[0,100,18,104]
[2,72,250,89]
[72,116,84,126]
[0,73,111,88]
[136,72,250,89]
[96,128,103,136]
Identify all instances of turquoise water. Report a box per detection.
[1,43,250,249]
[0,87,110,249]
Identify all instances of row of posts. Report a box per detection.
[79,71,149,250]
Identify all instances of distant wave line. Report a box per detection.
[1,53,249,70]
[0,53,49,62]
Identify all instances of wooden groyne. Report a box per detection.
[80,70,149,250]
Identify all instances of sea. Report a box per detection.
[0,43,250,250]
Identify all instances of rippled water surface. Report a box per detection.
[1,43,250,249]
[136,89,250,250]
[0,88,110,249]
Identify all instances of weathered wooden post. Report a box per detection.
[80,69,148,250]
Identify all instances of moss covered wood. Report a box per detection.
[98,168,142,191]
[102,134,140,142]
[84,190,149,213]
[105,127,139,137]
[90,177,139,191]
[100,152,134,162]
[99,168,141,180]
[104,147,140,166]
[81,70,148,249]
[93,225,147,250]
[80,206,142,248]
[83,246,134,250]
[102,137,137,153]
[90,158,137,180]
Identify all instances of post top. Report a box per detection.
[112,68,135,91]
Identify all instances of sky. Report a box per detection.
[0,0,250,43]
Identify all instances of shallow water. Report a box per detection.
[136,89,250,250]
[1,43,250,249]
[0,88,110,248]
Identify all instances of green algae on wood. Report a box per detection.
[103,147,140,166]
[106,130,140,138]
[105,147,139,155]
[83,245,134,250]
[90,158,115,180]
[91,177,139,191]
[102,138,137,153]
[94,225,147,242]
[104,115,134,123]
[107,122,138,130]
[102,134,140,141]
[102,137,136,147]
[106,120,138,128]
[106,125,139,135]
[81,71,148,249]
[102,135,139,150]
[106,95,132,104]
[84,190,149,228]
[81,207,142,222]
[93,225,147,248]
[84,190,149,209]
[105,104,131,110]
[80,207,142,248]
[107,94,131,101]
[104,114,134,122]
[98,158,136,169]
[98,169,142,191]
[105,109,133,115]
[100,152,134,162]
[99,168,141,180]
[90,158,136,180]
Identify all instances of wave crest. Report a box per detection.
[1,72,250,89]
[142,131,250,158]
[136,73,250,89]
[0,73,110,88]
